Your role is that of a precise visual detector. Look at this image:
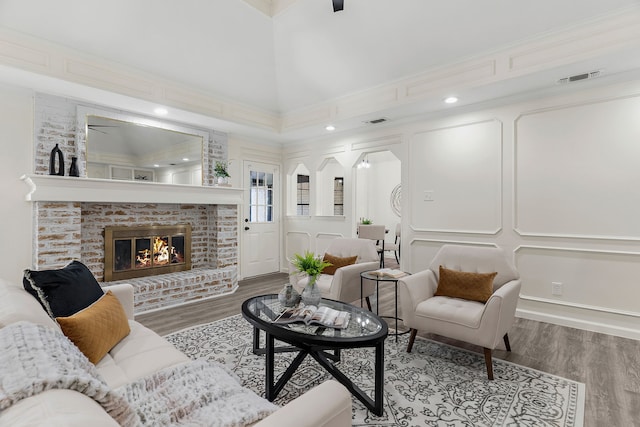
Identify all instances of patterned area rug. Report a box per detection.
[165,314,585,427]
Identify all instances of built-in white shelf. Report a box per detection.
[21,174,244,205]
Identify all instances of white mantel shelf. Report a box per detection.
[21,174,245,205]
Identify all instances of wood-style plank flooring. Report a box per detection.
[137,267,639,427]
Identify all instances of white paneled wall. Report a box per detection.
[514,96,640,239]
[283,79,640,340]
[409,120,502,234]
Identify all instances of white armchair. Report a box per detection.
[292,238,380,307]
[397,244,521,380]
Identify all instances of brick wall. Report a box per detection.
[34,95,79,176]
[108,267,237,313]
[32,202,82,268]
[30,94,238,312]
[212,204,239,268]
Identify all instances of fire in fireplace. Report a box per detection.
[104,224,191,281]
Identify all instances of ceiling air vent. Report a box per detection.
[557,70,603,84]
[364,117,388,124]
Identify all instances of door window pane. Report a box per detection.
[249,169,274,223]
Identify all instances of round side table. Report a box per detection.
[360,270,411,342]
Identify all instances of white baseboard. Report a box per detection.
[516,308,640,341]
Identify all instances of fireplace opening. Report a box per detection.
[105,224,191,281]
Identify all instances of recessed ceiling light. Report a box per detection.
[153,164,160,168]
[444,96,458,104]
[154,107,168,115]
[325,124,336,131]
[182,158,189,161]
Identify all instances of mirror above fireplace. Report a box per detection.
[82,109,208,186]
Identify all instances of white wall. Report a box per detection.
[354,151,401,248]
[0,84,34,282]
[157,163,203,185]
[316,158,344,216]
[410,120,502,234]
[283,79,640,340]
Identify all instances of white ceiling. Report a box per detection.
[1,0,640,142]
[271,0,640,111]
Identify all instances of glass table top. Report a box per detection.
[243,294,384,340]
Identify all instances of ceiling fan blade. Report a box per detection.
[333,0,344,12]
[88,128,108,135]
[87,124,118,134]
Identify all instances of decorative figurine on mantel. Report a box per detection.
[214,161,231,186]
[68,156,79,177]
[49,144,64,176]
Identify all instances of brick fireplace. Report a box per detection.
[25,94,242,313]
[24,175,243,313]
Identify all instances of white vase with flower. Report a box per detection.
[289,251,332,306]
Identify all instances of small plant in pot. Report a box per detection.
[290,251,332,306]
[214,161,230,185]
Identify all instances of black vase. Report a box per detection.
[69,156,79,177]
[49,144,64,176]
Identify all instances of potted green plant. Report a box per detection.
[214,161,230,185]
[360,217,373,224]
[290,251,332,306]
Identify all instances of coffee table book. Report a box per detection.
[369,268,407,278]
[274,304,350,329]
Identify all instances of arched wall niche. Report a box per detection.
[287,162,311,216]
[316,157,345,216]
[354,150,401,244]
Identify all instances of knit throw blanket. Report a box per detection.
[0,321,278,426]
[0,321,138,425]
[118,360,279,426]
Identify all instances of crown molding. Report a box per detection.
[0,7,638,140]
[0,27,280,133]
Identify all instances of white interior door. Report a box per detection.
[241,161,279,278]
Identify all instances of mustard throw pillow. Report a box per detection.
[56,290,131,364]
[322,253,357,275]
[434,266,497,303]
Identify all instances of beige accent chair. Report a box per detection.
[397,244,521,380]
[292,238,380,308]
[357,224,386,267]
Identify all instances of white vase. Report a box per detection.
[301,275,322,306]
[216,176,227,185]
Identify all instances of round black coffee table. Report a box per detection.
[241,294,388,416]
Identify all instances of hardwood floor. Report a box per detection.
[137,268,639,427]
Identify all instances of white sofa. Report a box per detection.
[0,278,352,427]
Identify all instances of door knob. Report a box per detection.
[244,226,250,231]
